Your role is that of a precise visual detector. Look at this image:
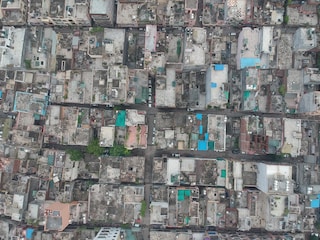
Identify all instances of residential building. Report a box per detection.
[282,118,303,157]
[293,28,317,52]
[99,126,115,147]
[89,0,114,26]
[0,0,27,25]
[43,201,81,231]
[94,228,121,240]
[224,0,247,23]
[256,163,293,194]
[205,64,229,108]
[28,0,91,26]
[236,27,261,70]
[285,70,303,113]
[0,27,26,68]
[155,68,176,108]
[299,91,320,115]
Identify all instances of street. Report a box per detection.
[50,101,320,120]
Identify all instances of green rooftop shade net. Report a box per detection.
[47,155,54,166]
[178,190,191,201]
[208,141,215,150]
[184,216,190,224]
[243,91,250,100]
[115,110,126,127]
[221,169,226,178]
[171,174,179,183]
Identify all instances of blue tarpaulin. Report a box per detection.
[26,228,34,239]
[199,125,203,134]
[205,133,209,140]
[211,82,217,88]
[198,140,208,151]
[196,114,202,120]
[310,194,320,208]
[214,64,224,71]
[240,58,260,69]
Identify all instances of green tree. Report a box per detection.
[24,60,31,69]
[87,139,104,156]
[109,144,131,156]
[317,54,320,68]
[283,15,289,24]
[283,208,289,216]
[279,85,286,96]
[267,154,283,162]
[121,223,131,229]
[140,200,147,217]
[315,221,320,230]
[67,149,84,161]
[90,27,104,34]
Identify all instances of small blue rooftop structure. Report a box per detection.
[310,194,320,208]
[199,125,203,134]
[210,82,217,88]
[26,228,34,239]
[214,64,224,71]
[240,58,260,69]
[196,113,202,120]
[205,133,209,140]
[0,90,2,99]
[198,140,208,151]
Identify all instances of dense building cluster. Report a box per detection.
[0,0,319,239]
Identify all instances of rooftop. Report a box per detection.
[256,163,293,194]
[99,156,121,184]
[155,68,176,107]
[0,27,26,68]
[150,201,168,225]
[167,186,200,227]
[207,115,226,152]
[277,34,293,70]
[99,126,115,147]
[287,70,302,94]
[14,92,48,115]
[29,0,90,23]
[299,91,320,114]
[237,28,260,69]
[1,0,23,9]
[152,157,167,184]
[44,201,75,231]
[293,28,317,52]
[116,2,139,26]
[88,184,144,223]
[145,25,157,52]
[88,28,125,63]
[206,65,229,107]
[225,0,247,21]
[150,231,190,240]
[125,125,148,149]
[260,26,274,54]
[184,28,207,66]
[94,228,121,240]
[88,184,124,222]
[90,0,113,15]
[120,156,145,183]
[196,158,226,186]
[165,157,227,186]
[185,0,198,10]
[125,109,146,126]
[282,118,302,157]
